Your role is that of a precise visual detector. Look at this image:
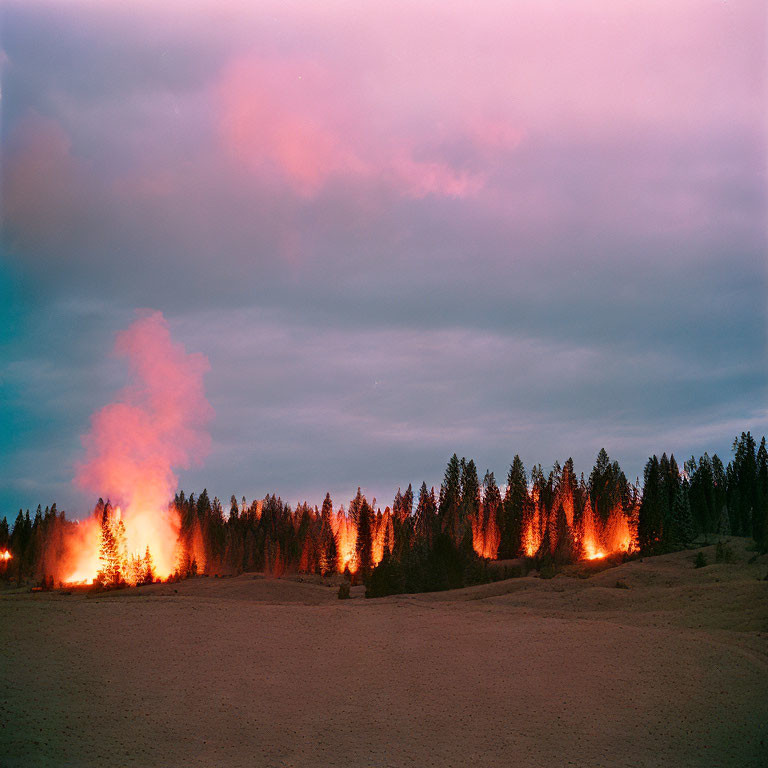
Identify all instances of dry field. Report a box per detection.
[2,538,767,768]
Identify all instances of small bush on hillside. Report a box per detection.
[615,579,630,589]
[715,541,735,564]
[365,552,404,598]
[538,555,557,580]
[694,552,707,569]
[337,582,350,599]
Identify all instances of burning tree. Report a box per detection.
[319,493,339,575]
[97,503,122,587]
[142,546,155,584]
[354,494,374,577]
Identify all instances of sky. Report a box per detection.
[1,0,766,519]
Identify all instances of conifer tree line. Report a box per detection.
[2,432,766,592]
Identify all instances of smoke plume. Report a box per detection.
[75,310,212,576]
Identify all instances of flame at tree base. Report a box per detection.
[63,501,180,586]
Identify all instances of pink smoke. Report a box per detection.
[74,310,212,577]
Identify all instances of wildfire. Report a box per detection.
[62,503,179,586]
[332,510,357,572]
[471,510,500,559]
[329,506,393,573]
[583,544,607,561]
[372,509,394,565]
[1,549,11,561]
[580,503,635,561]
[15,311,643,588]
[63,311,211,587]
[523,502,543,557]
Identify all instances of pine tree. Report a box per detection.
[501,456,528,558]
[10,510,27,582]
[0,516,9,551]
[553,504,576,564]
[349,488,365,524]
[142,546,155,584]
[688,453,715,538]
[439,454,462,544]
[414,482,438,548]
[480,471,501,558]
[97,503,121,587]
[589,448,612,523]
[323,526,338,575]
[320,492,333,522]
[755,437,768,549]
[114,518,127,576]
[459,459,480,545]
[670,482,695,548]
[712,454,728,537]
[196,489,212,519]
[229,494,240,523]
[657,453,680,546]
[412,482,427,543]
[355,498,374,576]
[402,484,414,520]
[392,488,403,522]
[129,553,144,585]
[729,432,758,536]
[717,504,731,536]
[638,456,665,553]
[558,457,579,527]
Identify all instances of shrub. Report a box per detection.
[615,579,630,589]
[365,553,404,598]
[538,556,557,580]
[337,582,350,599]
[694,551,707,569]
[505,564,523,579]
[715,541,735,564]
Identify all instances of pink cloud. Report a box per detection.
[216,55,492,199]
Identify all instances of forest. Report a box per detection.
[2,431,767,597]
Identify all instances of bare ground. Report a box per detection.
[1,538,767,768]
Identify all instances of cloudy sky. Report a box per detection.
[1,0,766,518]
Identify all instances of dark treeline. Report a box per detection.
[2,432,767,596]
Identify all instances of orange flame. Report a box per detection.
[372,509,394,565]
[471,506,500,559]
[523,502,542,557]
[331,509,357,572]
[580,503,637,561]
[63,504,181,585]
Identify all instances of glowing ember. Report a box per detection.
[0,549,11,561]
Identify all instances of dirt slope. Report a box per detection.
[2,538,766,768]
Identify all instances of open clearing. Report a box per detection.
[2,539,767,767]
